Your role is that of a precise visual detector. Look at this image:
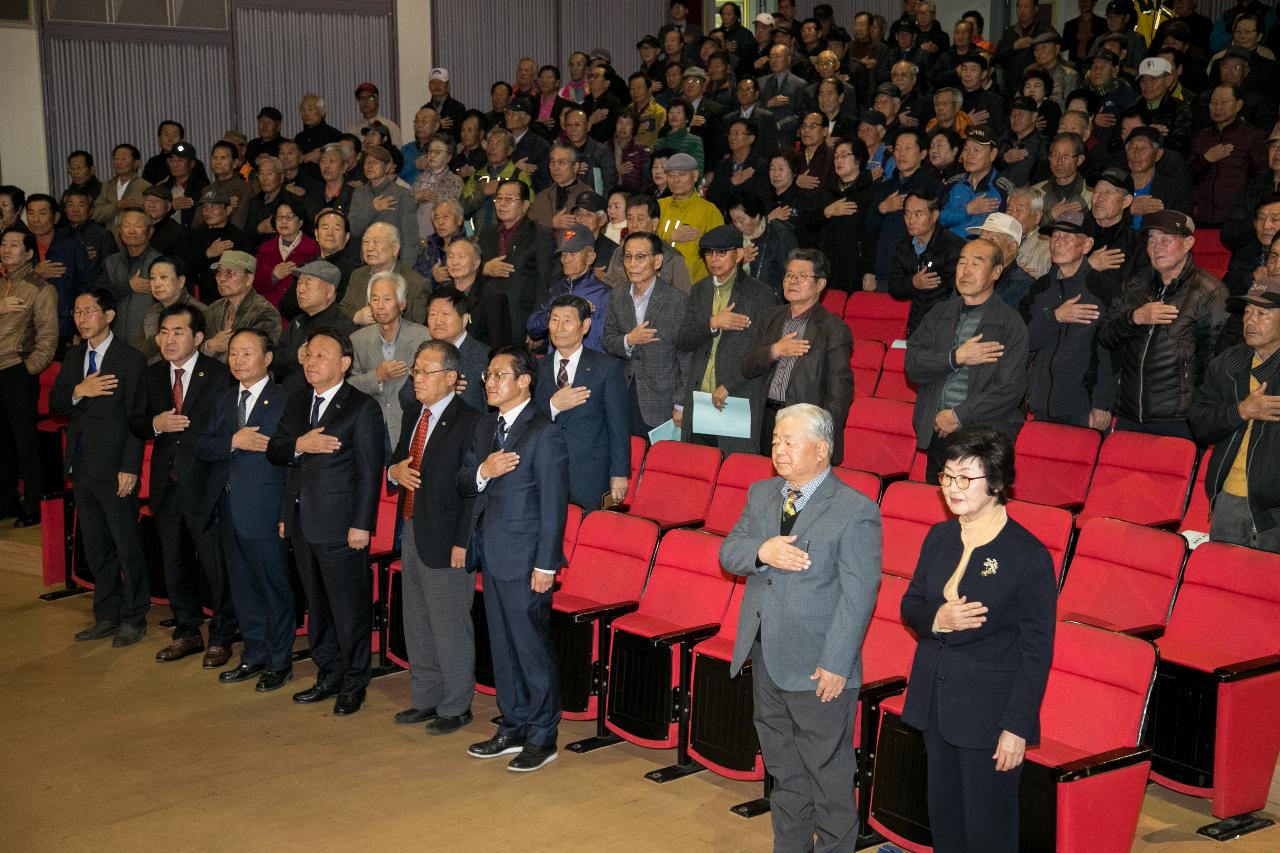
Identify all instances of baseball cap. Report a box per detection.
[211,250,255,273]
[198,186,230,206]
[892,20,919,35]
[1088,48,1121,66]
[142,185,171,201]
[1140,209,1195,237]
[1038,209,1093,237]
[699,224,743,252]
[293,260,341,287]
[508,96,534,115]
[1138,57,1173,78]
[682,66,708,81]
[1126,125,1164,147]
[590,47,612,64]
[1009,95,1038,113]
[636,35,660,49]
[555,227,595,255]
[968,212,1023,243]
[1105,0,1132,15]
[965,126,997,148]
[429,68,449,82]
[169,141,197,160]
[753,12,775,26]
[257,106,283,122]
[1095,166,1135,193]
[859,110,887,128]
[571,191,606,214]
[1268,124,1280,144]
[1228,277,1280,310]
[1031,31,1062,46]
[664,152,698,172]
[875,83,901,99]
[958,53,988,70]
[355,82,379,97]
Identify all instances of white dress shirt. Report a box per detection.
[74,332,115,406]
[548,345,584,420]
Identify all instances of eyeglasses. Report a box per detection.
[704,248,736,256]
[939,472,987,489]
[782,271,817,283]
[799,122,824,130]
[481,370,516,383]
[410,367,450,378]
[72,308,102,318]
[622,252,654,263]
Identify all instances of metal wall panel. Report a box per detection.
[234,5,396,136]
[556,0,666,77]
[431,0,559,112]
[42,37,232,197]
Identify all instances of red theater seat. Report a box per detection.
[1077,431,1196,529]
[1191,228,1230,279]
[873,346,916,403]
[842,397,917,480]
[844,291,909,344]
[623,441,721,530]
[851,338,886,399]
[627,434,646,499]
[1057,518,1187,634]
[1006,499,1074,582]
[879,481,950,579]
[820,288,848,317]
[1011,420,1101,509]
[1179,456,1211,537]
[702,453,774,536]
[833,467,881,502]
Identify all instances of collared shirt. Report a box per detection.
[497,215,524,256]
[476,396,532,490]
[781,467,831,514]
[623,279,658,356]
[168,351,199,405]
[311,380,344,423]
[379,318,402,363]
[768,310,812,401]
[549,345,584,420]
[412,390,456,449]
[74,332,114,405]
[238,374,271,421]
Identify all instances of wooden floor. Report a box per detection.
[4,541,1277,852]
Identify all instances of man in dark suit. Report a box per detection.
[720,403,881,851]
[478,180,556,344]
[534,295,630,510]
[267,327,384,715]
[458,346,569,772]
[192,328,295,692]
[130,303,236,667]
[387,340,482,733]
[681,67,727,165]
[272,260,356,392]
[603,232,691,435]
[742,248,854,463]
[49,289,150,646]
[427,287,490,412]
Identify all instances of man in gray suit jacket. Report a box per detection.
[348,271,432,449]
[759,44,809,143]
[603,232,691,435]
[721,403,881,852]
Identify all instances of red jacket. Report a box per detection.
[254,233,319,308]
[1189,118,1267,226]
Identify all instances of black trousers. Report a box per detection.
[292,529,371,692]
[221,493,294,671]
[924,432,952,485]
[73,474,149,628]
[923,695,1023,853]
[0,364,42,514]
[1114,415,1193,440]
[154,485,237,645]
[485,574,560,747]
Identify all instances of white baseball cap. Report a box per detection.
[754,12,775,26]
[430,67,450,82]
[966,212,1023,244]
[1138,57,1172,78]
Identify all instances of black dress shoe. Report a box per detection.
[112,623,146,647]
[394,706,438,725]
[74,621,119,642]
[425,710,473,735]
[507,744,558,772]
[13,512,40,528]
[333,689,366,715]
[292,682,340,704]
[255,670,292,692]
[219,663,265,683]
[468,734,527,759]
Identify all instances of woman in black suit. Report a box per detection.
[899,426,1057,853]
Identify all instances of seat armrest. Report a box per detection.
[1215,654,1280,682]
[1053,746,1152,782]
[649,622,720,648]
[610,502,631,513]
[369,548,400,570]
[858,676,908,702]
[1121,624,1165,640]
[657,518,706,532]
[568,600,639,624]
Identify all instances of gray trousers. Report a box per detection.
[1210,492,1280,553]
[752,640,859,853]
[401,524,476,714]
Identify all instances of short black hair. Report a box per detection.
[81,287,116,315]
[833,136,870,167]
[159,301,206,337]
[490,345,537,391]
[785,247,829,281]
[943,425,1015,503]
[904,188,942,212]
[894,127,930,152]
[727,117,759,137]
[623,230,663,256]
[1,226,36,254]
[148,254,187,278]
[306,326,354,371]
[496,178,533,201]
[426,284,469,314]
[962,9,984,33]
[25,193,58,215]
[1254,192,1280,216]
[68,150,94,168]
[490,80,513,96]
[314,207,350,233]
[1022,67,1054,97]
[666,97,694,123]
[0,185,26,211]
[927,127,962,154]
[113,143,142,162]
[229,327,273,353]
[539,64,561,80]
[158,119,185,137]
[626,193,661,219]
[727,188,766,218]
[211,139,240,160]
[550,293,593,321]
[274,198,311,231]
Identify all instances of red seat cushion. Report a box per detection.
[842,397,917,479]
[843,291,909,344]
[627,441,721,527]
[851,338,886,399]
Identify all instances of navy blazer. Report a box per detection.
[899,517,1057,749]
[266,381,385,544]
[533,348,630,510]
[392,394,481,567]
[397,332,490,415]
[191,380,289,540]
[49,337,148,482]
[457,401,570,582]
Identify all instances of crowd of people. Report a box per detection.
[6,0,1280,848]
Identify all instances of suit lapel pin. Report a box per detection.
[981,558,998,577]
[197,371,204,378]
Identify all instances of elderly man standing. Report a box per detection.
[968,212,1037,316]
[202,250,282,362]
[658,153,725,287]
[940,128,1004,239]
[348,271,431,450]
[743,248,854,464]
[1032,133,1094,226]
[1190,278,1280,552]
[96,208,160,352]
[526,227,611,352]
[721,402,881,853]
[1100,210,1228,438]
[272,260,357,391]
[888,189,965,336]
[906,239,1030,482]
[136,256,206,362]
[348,146,417,263]
[478,180,555,344]
[340,222,429,325]
[345,82,402,146]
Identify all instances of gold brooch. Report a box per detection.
[981,558,998,577]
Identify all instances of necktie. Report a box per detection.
[172,367,185,413]
[782,489,802,522]
[494,414,507,451]
[311,395,324,428]
[401,409,431,519]
[236,388,250,430]
[87,349,98,375]
[557,358,569,389]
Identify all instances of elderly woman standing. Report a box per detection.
[899,426,1057,853]
[414,198,467,284]
[411,133,463,246]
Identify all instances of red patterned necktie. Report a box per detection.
[172,367,185,413]
[401,408,431,519]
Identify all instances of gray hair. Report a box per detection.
[775,403,833,453]
[366,220,401,246]
[1009,186,1045,216]
[434,198,465,222]
[257,155,284,174]
[319,142,349,164]
[446,236,483,262]
[369,269,407,303]
[414,338,461,373]
[117,207,155,230]
[934,87,963,107]
[301,93,327,112]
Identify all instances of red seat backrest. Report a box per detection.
[1078,432,1196,528]
[1191,228,1230,278]
[562,503,584,565]
[820,289,848,317]
[636,529,735,627]
[843,292,909,344]
[1161,541,1280,663]
[842,397,917,479]
[627,435,647,498]
[37,364,59,417]
[1040,621,1157,753]
[1057,517,1187,631]
[833,467,882,502]
[1179,455,1211,534]
[873,346,917,403]
[703,453,775,536]
[860,573,918,685]
[558,511,660,604]
[1011,420,1101,509]
[138,442,154,501]
[880,481,951,578]
[628,441,722,525]
[369,492,399,554]
[1007,499,1074,581]
[851,338,886,399]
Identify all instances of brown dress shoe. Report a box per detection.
[155,635,204,662]
[202,645,233,669]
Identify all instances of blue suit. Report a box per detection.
[193,380,294,671]
[458,400,569,747]
[533,348,630,510]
